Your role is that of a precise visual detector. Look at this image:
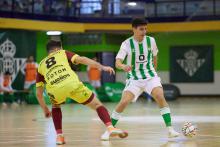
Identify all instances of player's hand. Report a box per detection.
[102,66,115,75]
[122,65,132,72]
[43,107,52,118]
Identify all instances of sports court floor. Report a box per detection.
[0,98,220,147]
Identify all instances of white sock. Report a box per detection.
[111,110,122,120]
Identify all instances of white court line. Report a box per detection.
[0,139,45,144]
[0,134,46,139]
[93,115,220,123]
[1,129,220,144]
[197,134,220,138]
[0,139,93,144]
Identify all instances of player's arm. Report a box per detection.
[115,59,131,72]
[36,72,51,118]
[115,42,131,72]
[152,37,158,71]
[74,56,115,75]
[65,50,115,75]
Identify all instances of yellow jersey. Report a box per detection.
[36,50,79,90]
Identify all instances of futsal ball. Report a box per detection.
[182,122,197,137]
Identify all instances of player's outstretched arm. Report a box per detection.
[115,59,131,72]
[74,56,115,75]
[36,86,51,118]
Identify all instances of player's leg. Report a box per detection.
[111,80,141,127]
[47,90,66,145]
[51,103,67,145]
[51,104,65,145]
[23,81,30,92]
[100,91,133,141]
[101,80,141,141]
[24,81,35,92]
[84,94,128,139]
[3,91,15,106]
[2,92,8,107]
[150,86,179,138]
[111,90,135,126]
[69,83,106,120]
[70,83,128,140]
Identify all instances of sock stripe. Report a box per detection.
[111,110,121,120]
[160,107,170,115]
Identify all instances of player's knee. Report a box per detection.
[95,103,103,109]
[52,104,60,108]
[153,93,164,101]
[153,91,163,99]
[92,99,103,109]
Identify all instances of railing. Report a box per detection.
[0,0,219,22]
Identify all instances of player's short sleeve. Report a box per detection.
[116,41,128,60]
[151,37,158,56]
[36,71,45,87]
[65,50,79,64]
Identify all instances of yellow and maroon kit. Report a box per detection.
[36,50,93,104]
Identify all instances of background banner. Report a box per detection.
[170,45,213,83]
[0,30,36,90]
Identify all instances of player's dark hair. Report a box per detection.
[4,71,11,75]
[46,40,62,52]
[131,18,148,28]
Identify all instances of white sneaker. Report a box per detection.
[101,127,128,141]
[101,130,110,141]
[168,127,180,138]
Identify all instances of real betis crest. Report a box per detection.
[176,50,205,77]
[0,39,26,82]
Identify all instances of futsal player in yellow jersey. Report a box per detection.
[36,40,128,145]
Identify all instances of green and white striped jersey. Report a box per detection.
[116,35,158,80]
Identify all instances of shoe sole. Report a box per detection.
[56,142,65,145]
[110,132,119,137]
[168,134,180,138]
[110,130,129,138]
[119,131,128,138]
[101,138,109,141]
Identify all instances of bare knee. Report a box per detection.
[93,101,103,109]
[115,91,134,112]
[52,104,61,108]
[86,97,103,110]
[154,94,168,107]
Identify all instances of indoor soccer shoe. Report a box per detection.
[56,134,65,145]
[119,130,128,138]
[101,130,110,141]
[168,128,180,138]
[101,128,128,141]
[108,127,128,138]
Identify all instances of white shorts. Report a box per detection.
[124,76,162,102]
[24,80,36,89]
[90,80,101,88]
